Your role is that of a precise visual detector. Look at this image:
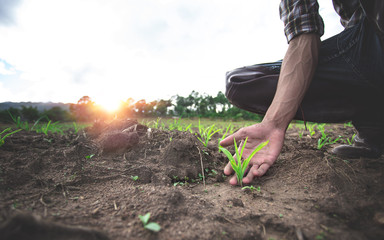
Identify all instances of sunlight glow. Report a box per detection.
[97,98,122,113]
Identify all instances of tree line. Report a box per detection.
[0,91,263,123]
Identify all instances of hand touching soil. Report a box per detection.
[220,121,285,185]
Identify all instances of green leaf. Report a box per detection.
[241,140,269,173]
[239,137,248,158]
[219,147,233,162]
[139,213,150,225]
[0,128,11,135]
[145,222,161,232]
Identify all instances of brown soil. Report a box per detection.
[0,120,383,240]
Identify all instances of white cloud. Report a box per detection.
[0,61,15,75]
[0,0,343,105]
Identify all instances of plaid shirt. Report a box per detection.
[280,0,364,43]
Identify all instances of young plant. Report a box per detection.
[8,111,29,131]
[219,138,269,187]
[0,128,22,147]
[317,131,329,150]
[242,185,261,192]
[42,120,52,136]
[196,119,220,147]
[184,123,192,133]
[131,176,139,181]
[346,133,356,145]
[307,123,317,136]
[168,118,183,131]
[85,154,95,159]
[218,123,231,152]
[317,128,342,149]
[139,213,161,232]
[73,122,79,134]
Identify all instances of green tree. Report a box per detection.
[20,106,40,122]
[43,107,72,122]
[70,96,96,122]
[155,99,172,116]
[120,98,135,118]
[134,99,146,117]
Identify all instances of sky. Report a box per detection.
[0,0,344,110]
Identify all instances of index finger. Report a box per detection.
[219,129,246,147]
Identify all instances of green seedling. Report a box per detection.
[299,131,304,139]
[139,213,161,232]
[30,115,48,131]
[42,120,52,135]
[346,133,356,145]
[85,154,95,159]
[131,176,139,181]
[218,123,231,152]
[73,122,79,133]
[196,119,220,147]
[242,185,261,192]
[317,127,342,149]
[150,118,161,129]
[198,173,204,182]
[174,181,188,186]
[0,128,22,147]
[184,123,192,133]
[219,138,268,187]
[208,169,218,176]
[168,118,184,131]
[307,123,317,136]
[8,111,29,130]
[317,136,329,149]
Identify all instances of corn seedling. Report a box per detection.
[242,185,261,192]
[148,117,166,130]
[208,169,218,177]
[317,130,329,149]
[184,123,192,133]
[346,133,356,145]
[131,176,139,181]
[8,111,29,130]
[196,119,220,147]
[219,138,269,187]
[307,123,317,136]
[0,128,22,147]
[73,122,79,133]
[299,131,304,139]
[42,120,51,135]
[168,118,183,131]
[85,154,95,159]
[30,116,48,131]
[218,123,231,152]
[317,129,342,149]
[173,176,189,186]
[139,213,161,232]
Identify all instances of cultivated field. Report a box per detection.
[0,118,383,240]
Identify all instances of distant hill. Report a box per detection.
[0,102,71,112]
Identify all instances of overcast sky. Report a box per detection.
[0,0,343,110]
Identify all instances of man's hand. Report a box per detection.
[220,33,320,185]
[220,121,285,185]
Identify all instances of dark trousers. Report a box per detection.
[225,16,384,133]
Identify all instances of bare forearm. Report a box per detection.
[263,33,321,129]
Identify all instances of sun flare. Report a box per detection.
[97,98,122,113]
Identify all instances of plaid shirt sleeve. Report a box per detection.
[279,0,324,43]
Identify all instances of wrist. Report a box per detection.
[262,101,297,130]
